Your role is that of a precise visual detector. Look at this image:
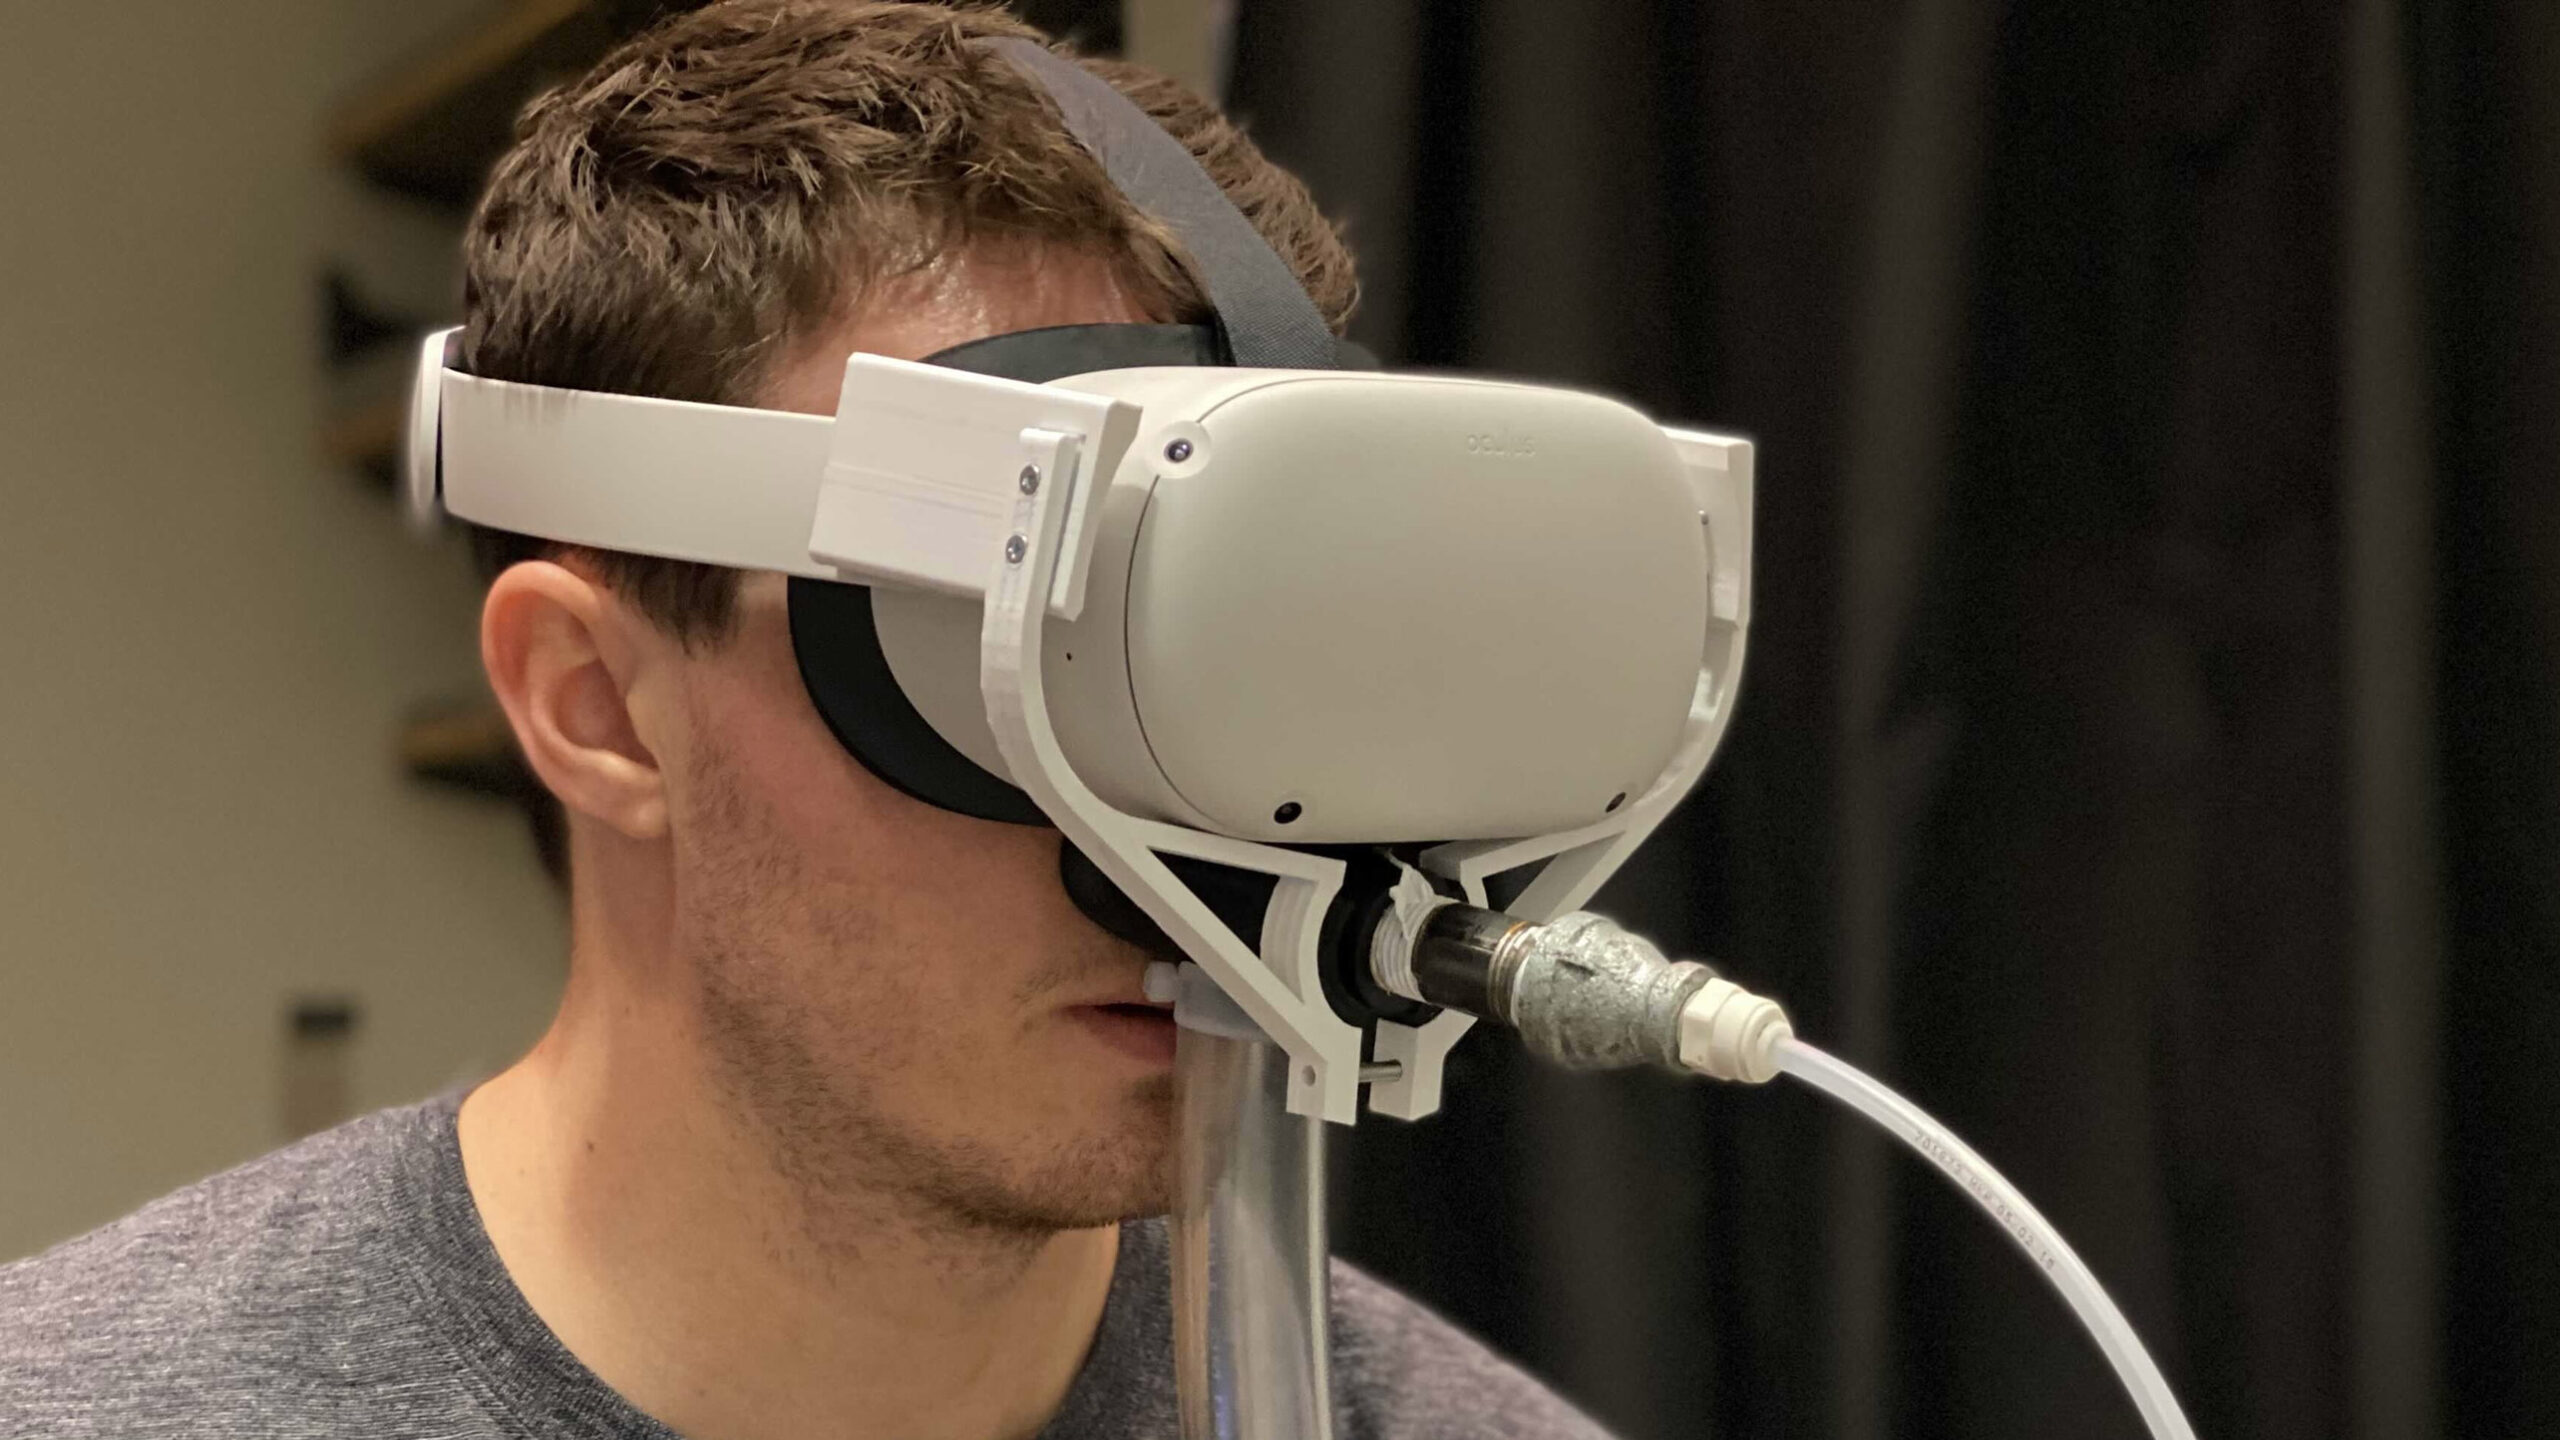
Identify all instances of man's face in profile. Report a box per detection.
[639,245,1179,1233]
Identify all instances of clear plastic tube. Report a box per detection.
[1171,1025,1333,1440]
[1773,1037,2199,1440]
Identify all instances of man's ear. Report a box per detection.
[480,560,669,841]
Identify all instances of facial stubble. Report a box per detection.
[677,721,1174,1256]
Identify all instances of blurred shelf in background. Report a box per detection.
[327,0,682,209]
[319,395,406,484]
[400,698,531,799]
[321,268,426,485]
[327,0,1125,212]
[400,697,566,883]
[319,2,699,480]
[314,0,1139,478]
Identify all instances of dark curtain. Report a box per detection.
[1223,2,2558,1438]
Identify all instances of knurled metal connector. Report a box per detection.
[1393,906,1725,1072]
[1378,905,1795,1079]
[1500,912,1718,1071]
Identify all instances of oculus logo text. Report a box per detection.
[1464,431,1538,457]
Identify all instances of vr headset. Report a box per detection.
[405,37,1754,1126]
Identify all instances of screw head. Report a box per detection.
[1165,438,1194,464]
[1004,534,1028,564]
[1018,464,1041,495]
[1273,800,1303,825]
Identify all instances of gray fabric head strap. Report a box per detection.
[980,37,1338,370]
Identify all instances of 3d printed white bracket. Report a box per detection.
[806,355,1140,618]
[962,376,1754,1124]
[977,417,1373,1122]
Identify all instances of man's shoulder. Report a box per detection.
[0,1101,471,1438]
[1327,1258,1617,1440]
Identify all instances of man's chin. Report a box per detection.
[955,1084,1176,1231]
[964,1155,1174,1233]
[1071,1087,1178,1222]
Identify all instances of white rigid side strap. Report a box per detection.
[426,337,1139,618]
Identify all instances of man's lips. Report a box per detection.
[1076,995,1174,1013]
[1068,999,1178,1066]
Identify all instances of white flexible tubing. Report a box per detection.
[1771,1037,2199,1440]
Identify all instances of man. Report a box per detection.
[0,5,1615,1438]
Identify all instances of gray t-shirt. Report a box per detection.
[0,1094,1610,1440]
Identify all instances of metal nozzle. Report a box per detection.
[1387,904,1717,1072]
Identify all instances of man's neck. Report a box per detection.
[457,872,1119,1440]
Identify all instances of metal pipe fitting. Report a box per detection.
[1395,905,1719,1072]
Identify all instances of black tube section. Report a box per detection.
[1408,904,1526,1022]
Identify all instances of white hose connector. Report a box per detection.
[1676,977,1793,1083]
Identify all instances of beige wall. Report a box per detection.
[1124,0,1235,98]
[0,3,565,1260]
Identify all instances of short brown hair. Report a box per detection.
[461,0,1358,644]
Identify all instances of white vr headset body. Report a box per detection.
[410,329,1754,1124]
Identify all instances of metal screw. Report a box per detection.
[1165,438,1194,464]
[1018,464,1041,495]
[1004,534,1028,564]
